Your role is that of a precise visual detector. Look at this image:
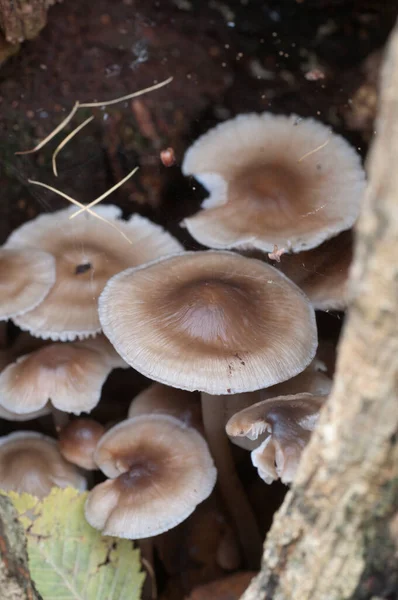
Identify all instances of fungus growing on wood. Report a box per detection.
[58,418,105,470]
[182,113,365,253]
[226,393,327,484]
[99,251,317,394]
[0,431,86,497]
[84,414,216,538]
[0,248,55,320]
[5,205,182,340]
[0,335,125,415]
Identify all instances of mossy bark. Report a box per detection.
[0,494,42,600]
[241,19,398,600]
[0,0,56,44]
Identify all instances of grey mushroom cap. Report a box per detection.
[99,251,318,394]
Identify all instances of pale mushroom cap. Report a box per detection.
[0,404,51,421]
[85,414,217,538]
[128,383,201,429]
[59,419,105,470]
[276,230,353,310]
[0,248,55,320]
[0,335,119,415]
[0,431,86,497]
[5,205,183,341]
[182,113,365,253]
[99,251,318,394]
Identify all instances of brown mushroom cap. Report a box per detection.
[226,393,326,484]
[58,418,105,470]
[85,414,217,538]
[128,383,202,430]
[0,335,124,415]
[275,230,353,310]
[99,251,318,394]
[0,248,55,321]
[5,205,182,341]
[182,113,365,253]
[0,431,86,497]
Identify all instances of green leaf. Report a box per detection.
[6,487,145,600]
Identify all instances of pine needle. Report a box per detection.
[15,102,80,155]
[27,179,133,244]
[52,115,94,177]
[69,166,139,219]
[298,138,330,163]
[79,76,173,108]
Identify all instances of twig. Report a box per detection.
[79,77,173,108]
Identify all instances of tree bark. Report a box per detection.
[0,0,56,45]
[0,494,42,600]
[241,19,398,600]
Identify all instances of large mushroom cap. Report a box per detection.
[85,414,217,538]
[0,335,123,415]
[0,248,55,320]
[226,392,326,484]
[99,251,317,394]
[5,205,182,341]
[182,113,365,253]
[0,431,86,497]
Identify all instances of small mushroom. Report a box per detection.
[275,230,353,311]
[99,251,317,394]
[58,418,105,470]
[0,335,125,415]
[5,205,182,341]
[181,113,365,253]
[0,431,86,497]
[226,393,327,484]
[0,248,55,320]
[128,383,202,430]
[84,414,217,538]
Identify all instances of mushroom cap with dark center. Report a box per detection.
[59,418,105,470]
[99,251,318,394]
[0,248,55,321]
[182,113,365,253]
[0,431,86,497]
[85,414,217,538]
[226,393,326,484]
[0,335,123,415]
[5,205,183,341]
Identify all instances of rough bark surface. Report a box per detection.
[0,0,56,44]
[241,20,398,600]
[0,494,42,599]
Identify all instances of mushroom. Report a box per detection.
[181,113,365,253]
[128,383,202,430]
[0,404,51,421]
[0,248,55,320]
[58,418,105,470]
[0,431,86,497]
[84,414,217,538]
[5,205,182,341]
[99,250,317,567]
[226,393,327,485]
[274,230,353,311]
[0,335,126,416]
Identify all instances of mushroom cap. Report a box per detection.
[182,113,365,253]
[0,404,51,421]
[58,418,105,470]
[0,431,86,497]
[225,393,326,484]
[85,414,217,538]
[5,205,183,341]
[0,335,122,415]
[275,230,353,310]
[0,248,55,321]
[128,383,202,430]
[99,251,318,395]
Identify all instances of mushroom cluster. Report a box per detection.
[0,111,363,578]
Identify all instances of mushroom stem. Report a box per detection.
[52,407,70,433]
[201,393,262,569]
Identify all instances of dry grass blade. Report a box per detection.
[52,115,94,177]
[15,102,80,155]
[298,139,330,162]
[27,179,133,244]
[69,166,139,219]
[79,76,173,108]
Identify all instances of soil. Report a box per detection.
[0,0,396,598]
